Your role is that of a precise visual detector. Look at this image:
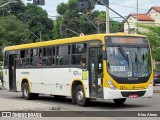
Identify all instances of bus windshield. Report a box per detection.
[107,46,151,77]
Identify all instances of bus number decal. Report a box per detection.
[110,66,125,72]
[21,72,29,75]
[73,71,81,76]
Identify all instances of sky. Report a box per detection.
[22,0,160,21]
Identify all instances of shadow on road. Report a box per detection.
[21,95,150,110]
[0,88,152,110]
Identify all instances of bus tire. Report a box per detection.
[75,85,89,107]
[22,83,33,100]
[113,98,126,105]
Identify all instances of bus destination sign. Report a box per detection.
[106,37,148,46]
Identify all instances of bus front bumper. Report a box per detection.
[103,86,153,99]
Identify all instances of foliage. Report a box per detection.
[54,0,122,38]
[57,3,68,16]
[0,15,31,61]
[0,0,54,42]
[0,15,31,46]
[137,24,160,62]
[110,19,122,33]
[0,0,122,45]
[19,3,53,42]
[0,0,25,17]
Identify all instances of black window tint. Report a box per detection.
[71,55,81,65]
[20,50,26,67]
[20,50,25,58]
[52,47,56,65]
[4,52,8,69]
[43,47,55,66]
[56,45,70,65]
[46,47,52,56]
[72,43,86,54]
[71,43,87,65]
[43,47,52,56]
[31,49,39,66]
[26,49,30,67]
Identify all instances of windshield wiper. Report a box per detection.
[117,46,129,61]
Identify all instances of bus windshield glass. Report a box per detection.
[106,37,151,78]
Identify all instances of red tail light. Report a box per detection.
[154,74,158,77]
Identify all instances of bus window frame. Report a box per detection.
[5,40,103,69]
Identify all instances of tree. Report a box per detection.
[0,0,25,17]
[57,3,68,16]
[0,15,31,46]
[137,24,160,62]
[110,19,122,33]
[54,0,122,38]
[0,15,31,61]
[22,4,53,41]
[0,1,54,42]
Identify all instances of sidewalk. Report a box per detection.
[0,97,61,111]
[153,85,160,93]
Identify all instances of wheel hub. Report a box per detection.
[77,91,84,101]
[24,86,28,97]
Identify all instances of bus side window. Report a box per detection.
[4,52,8,69]
[26,49,30,67]
[37,48,42,66]
[20,50,25,67]
[30,49,33,66]
[31,49,39,66]
[71,43,87,65]
[52,47,56,66]
[43,47,53,66]
[56,45,70,65]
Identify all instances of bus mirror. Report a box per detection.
[102,50,107,60]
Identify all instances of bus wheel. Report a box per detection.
[75,85,89,107]
[22,83,33,100]
[113,98,126,105]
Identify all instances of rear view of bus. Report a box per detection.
[104,36,153,104]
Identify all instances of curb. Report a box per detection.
[153,90,160,93]
[22,105,61,111]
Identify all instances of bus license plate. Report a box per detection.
[129,94,138,98]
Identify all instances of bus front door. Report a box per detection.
[9,55,17,91]
[89,48,103,98]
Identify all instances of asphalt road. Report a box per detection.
[0,87,160,111]
[0,87,160,120]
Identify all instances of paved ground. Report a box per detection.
[153,84,160,93]
[0,85,160,120]
[0,84,160,111]
[0,97,61,111]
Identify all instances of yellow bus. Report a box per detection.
[3,33,153,106]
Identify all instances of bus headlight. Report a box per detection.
[107,80,117,90]
[148,79,153,88]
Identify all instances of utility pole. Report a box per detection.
[136,0,139,32]
[97,0,130,34]
[106,6,110,33]
[96,0,110,33]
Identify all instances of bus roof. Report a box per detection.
[4,33,147,51]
